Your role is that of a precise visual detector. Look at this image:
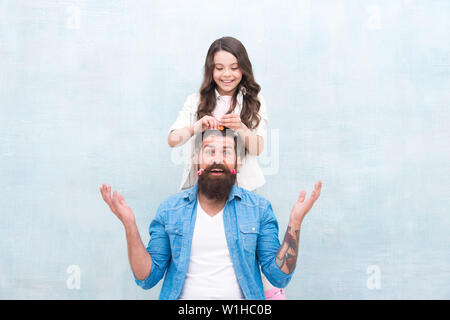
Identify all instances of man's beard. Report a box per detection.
[198,163,236,201]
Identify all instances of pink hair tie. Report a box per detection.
[197,168,204,176]
[230,169,236,175]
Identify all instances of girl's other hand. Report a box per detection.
[220,114,245,131]
[194,115,220,133]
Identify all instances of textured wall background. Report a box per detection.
[0,0,449,299]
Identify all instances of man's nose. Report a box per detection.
[210,153,226,165]
[211,154,224,164]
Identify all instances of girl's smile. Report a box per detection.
[221,79,235,86]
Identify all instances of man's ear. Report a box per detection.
[235,155,243,172]
[193,153,200,171]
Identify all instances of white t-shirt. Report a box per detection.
[178,200,245,300]
[168,87,268,191]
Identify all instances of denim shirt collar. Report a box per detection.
[183,181,242,203]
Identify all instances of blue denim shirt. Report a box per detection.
[134,182,294,299]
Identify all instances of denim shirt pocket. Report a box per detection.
[165,223,184,259]
[239,222,260,254]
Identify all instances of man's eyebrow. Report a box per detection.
[203,144,234,149]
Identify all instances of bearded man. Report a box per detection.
[100,128,322,300]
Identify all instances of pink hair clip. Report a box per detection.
[197,168,204,176]
[230,169,236,175]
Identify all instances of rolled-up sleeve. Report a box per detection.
[134,205,171,289]
[256,201,294,288]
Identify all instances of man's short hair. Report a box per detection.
[193,128,247,163]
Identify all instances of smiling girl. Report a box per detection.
[167,36,285,300]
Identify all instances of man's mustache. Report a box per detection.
[205,163,230,174]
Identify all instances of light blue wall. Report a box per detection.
[0,0,449,299]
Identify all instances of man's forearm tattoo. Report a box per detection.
[276,226,300,274]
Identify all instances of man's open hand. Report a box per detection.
[289,180,322,224]
[100,184,136,227]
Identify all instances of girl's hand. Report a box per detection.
[100,184,136,227]
[194,115,220,133]
[220,114,246,131]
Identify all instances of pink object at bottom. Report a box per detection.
[264,287,286,300]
